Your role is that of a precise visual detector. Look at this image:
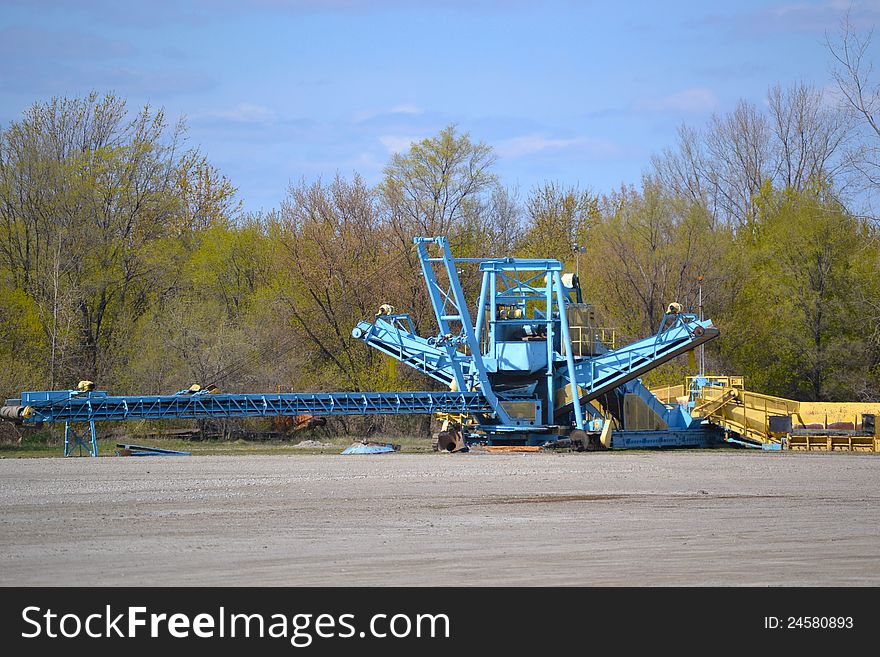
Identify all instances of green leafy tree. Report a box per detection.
[0,93,236,391]
[380,124,497,241]
[584,179,729,338]
[517,182,599,263]
[721,183,877,400]
[378,125,504,339]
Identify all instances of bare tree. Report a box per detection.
[587,179,726,337]
[704,101,772,227]
[767,82,849,191]
[827,17,880,194]
[651,102,772,229]
[474,185,524,255]
[651,124,713,216]
[653,87,850,229]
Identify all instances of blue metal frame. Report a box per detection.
[64,420,97,457]
[13,390,494,424]
[352,315,475,386]
[610,426,722,449]
[561,313,718,404]
[414,237,511,424]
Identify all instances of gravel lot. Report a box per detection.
[1,451,878,586]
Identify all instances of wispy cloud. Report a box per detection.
[355,104,425,123]
[634,88,719,113]
[495,134,621,159]
[2,0,211,28]
[195,103,277,123]
[818,82,846,110]
[694,62,770,80]
[692,1,880,36]
[389,103,423,115]
[0,59,214,96]
[0,26,136,59]
[2,0,531,28]
[378,134,421,153]
[102,68,215,95]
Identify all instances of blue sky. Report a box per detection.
[1,0,878,212]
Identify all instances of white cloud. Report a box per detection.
[635,88,719,113]
[379,135,420,153]
[494,134,620,159]
[389,103,423,115]
[198,102,276,123]
[355,104,424,123]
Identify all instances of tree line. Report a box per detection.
[0,28,878,440]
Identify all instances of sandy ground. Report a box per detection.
[0,451,878,586]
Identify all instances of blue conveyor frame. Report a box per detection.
[9,390,494,424]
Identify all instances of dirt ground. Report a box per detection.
[0,451,878,586]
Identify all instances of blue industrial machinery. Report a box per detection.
[353,236,719,449]
[2,236,720,454]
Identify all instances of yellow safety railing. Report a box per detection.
[566,325,617,357]
[691,376,879,452]
[650,384,686,405]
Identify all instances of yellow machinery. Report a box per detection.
[687,376,880,452]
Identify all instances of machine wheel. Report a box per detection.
[568,429,601,452]
[570,429,591,451]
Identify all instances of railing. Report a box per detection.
[649,384,686,405]
[565,325,617,356]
